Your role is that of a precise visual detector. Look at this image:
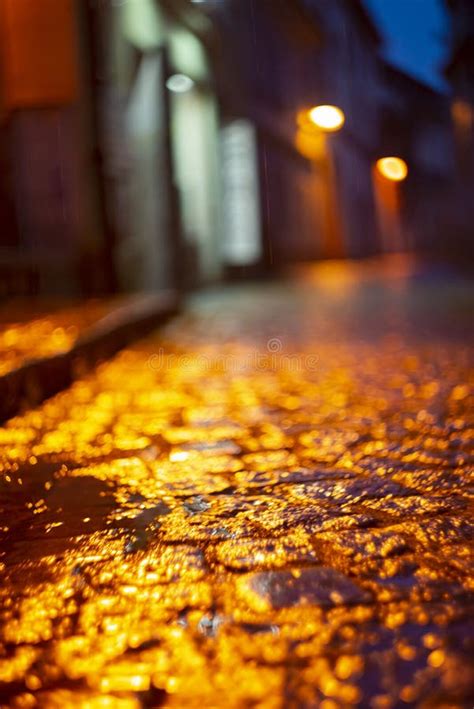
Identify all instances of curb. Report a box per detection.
[0,291,180,423]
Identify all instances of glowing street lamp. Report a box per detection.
[376,157,408,182]
[307,105,345,132]
[295,106,345,257]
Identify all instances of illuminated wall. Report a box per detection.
[0,0,104,295]
[0,0,78,108]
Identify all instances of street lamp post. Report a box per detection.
[373,156,409,253]
[295,104,346,258]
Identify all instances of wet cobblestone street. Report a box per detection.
[0,263,473,708]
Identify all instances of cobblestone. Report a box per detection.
[0,268,473,707]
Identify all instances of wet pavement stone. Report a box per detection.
[239,568,371,609]
[0,266,473,707]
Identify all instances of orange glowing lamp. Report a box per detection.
[376,157,408,182]
[307,105,345,132]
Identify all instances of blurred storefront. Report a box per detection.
[86,0,226,292]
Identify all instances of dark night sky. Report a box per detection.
[363,0,450,92]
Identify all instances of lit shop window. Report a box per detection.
[221,120,262,266]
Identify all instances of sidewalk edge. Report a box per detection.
[0,291,180,423]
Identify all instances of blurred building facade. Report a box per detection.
[444,0,474,260]
[376,62,456,256]
[86,0,224,292]
[0,0,225,295]
[303,0,382,260]
[0,0,470,299]
[210,0,382,265]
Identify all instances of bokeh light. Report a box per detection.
[376,157,409,182]
[308,105,345,132]
[166,74,195,93]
